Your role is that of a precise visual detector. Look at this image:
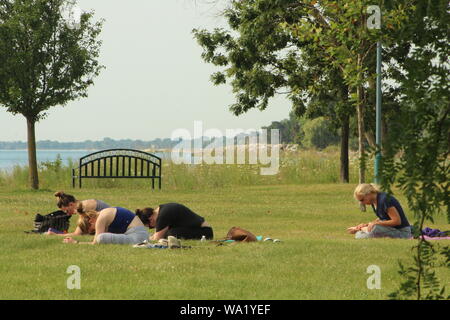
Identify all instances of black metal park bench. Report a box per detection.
[72,149,162,189]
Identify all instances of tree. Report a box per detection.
[380,0,449,300]
[193,0,409,183]
[302,117,339,150]
[302,68,353,182]
[193,0,354,182]
[0,0,103,189]
[263,110,302,145]
[281,1,412,183]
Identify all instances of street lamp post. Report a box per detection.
[374,41,382,184]
[367,5,383,185]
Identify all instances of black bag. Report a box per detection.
[31,210,71,233]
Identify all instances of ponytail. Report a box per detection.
[54,191,76,208]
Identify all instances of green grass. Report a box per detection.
[0,184,448,300]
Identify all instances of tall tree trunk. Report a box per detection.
[26,117,39,190]
[365,130,376,149]
[356,85,366,184]
[340,114,350,183]
[366,77,377,150]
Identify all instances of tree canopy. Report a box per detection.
[0,0,104,189]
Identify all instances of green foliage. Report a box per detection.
[192,0,360,119]
[380,0,449,300]
[193,0,414,184]
[39,154,63,173]
[0,0,104,189]
[302,117,339,150]
[263,112,363,151]
[389,240,449,300]
[0,0,104,121]
[262,111,302,144]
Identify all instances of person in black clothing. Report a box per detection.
[135,203,213,241]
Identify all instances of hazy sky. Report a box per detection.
[0,0,291,142]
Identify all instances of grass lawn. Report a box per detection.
[0,184,448,300]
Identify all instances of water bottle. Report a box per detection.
[201,235,206,242]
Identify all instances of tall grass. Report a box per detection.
[0,147,374,190]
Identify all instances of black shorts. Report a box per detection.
[165,226,213,240]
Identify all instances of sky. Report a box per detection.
[0,0,291,142]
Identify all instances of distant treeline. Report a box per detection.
[0,135,268,150]
[0,137,178,150]
[1,116,349,150]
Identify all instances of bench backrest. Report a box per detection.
[72,149,162,188]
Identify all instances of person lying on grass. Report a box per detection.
[51,210,153,237]
[46,214,95,236]
[54,191,110,216]
[347,183,412,239]
[63,207,149,245]
[135,202,213,241]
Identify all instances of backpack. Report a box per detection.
[31,210,71,234]
[225,226,257,242]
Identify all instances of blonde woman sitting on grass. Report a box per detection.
[63,207,149,245]
[347,183,412,239]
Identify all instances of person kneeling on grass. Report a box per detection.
[135,203,213,241]
[63,207,149,245]
[347,183,412,239]
[54,191,111,216]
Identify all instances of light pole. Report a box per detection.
[374,41,382,184]
[367,5,383,185]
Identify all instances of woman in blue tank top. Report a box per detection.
[63,207,149,245]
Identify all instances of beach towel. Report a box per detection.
[421,227,450,238]
[412,236,450,241]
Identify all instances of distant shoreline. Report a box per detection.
[0,149,98,151]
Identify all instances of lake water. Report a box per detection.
[0,150,95,171]
[0,149,189,171]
